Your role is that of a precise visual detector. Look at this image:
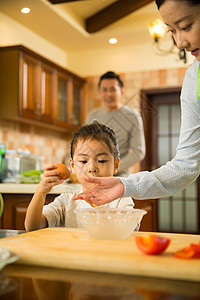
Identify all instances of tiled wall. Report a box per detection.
[0,119,71,166]
[0,67,186,169]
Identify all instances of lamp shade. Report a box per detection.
[148,18,167,40]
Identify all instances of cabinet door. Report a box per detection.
[70,79,84,126]
[39,62,55,123]
[134,199,157,232]
[2,194,57,230]
[20,52,39,120]
[55,72,71,127]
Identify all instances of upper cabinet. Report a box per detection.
[55,71,71,127]
[0,45,86,132]
[20,52,55,123]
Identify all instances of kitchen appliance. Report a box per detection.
[0,151,44,183]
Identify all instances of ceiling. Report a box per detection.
[0,0,160,52]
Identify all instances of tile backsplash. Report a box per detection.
[0,119,71,166]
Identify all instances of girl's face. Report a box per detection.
[70,139,119,191]
[159,0,200,61]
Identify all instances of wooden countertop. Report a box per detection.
[0,228,200,282]
[0,183,82,194]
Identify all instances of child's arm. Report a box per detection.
[25,164,63,232]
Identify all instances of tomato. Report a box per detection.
[135,234,171,255]
[174,242,200,259]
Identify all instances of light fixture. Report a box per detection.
[148,18,187,63]
[21,7,30,14]
[109,38,118,45]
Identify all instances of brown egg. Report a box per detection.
[56,164,71,180]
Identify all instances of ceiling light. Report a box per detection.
[21,7,30,14]
[109,38,117,45]
[148,18,187,63]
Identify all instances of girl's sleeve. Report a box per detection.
[42,194,67,227]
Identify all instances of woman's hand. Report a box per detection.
[72,176,125,206]
[38,164,64,195]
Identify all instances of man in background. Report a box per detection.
[86,71,145,176]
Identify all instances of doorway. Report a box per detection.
[141,88,200,234]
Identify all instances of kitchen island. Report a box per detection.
[0,228,200,299]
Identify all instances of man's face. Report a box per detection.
[99,79,123,111]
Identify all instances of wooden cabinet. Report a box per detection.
[134,199,157,232]
[55,72,84,128]
[72,78,84,126]
[1,193,57,230]
[55,71,71,127]
[20,52,55,123]
[0,45,86,132]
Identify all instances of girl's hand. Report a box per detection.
[38,164,64,194]
[72,176,124,206]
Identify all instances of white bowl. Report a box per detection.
[75,208,147,240]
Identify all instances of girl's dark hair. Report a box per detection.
[70,120,120,160]
[98,71,123,88]
[155,0,200,9]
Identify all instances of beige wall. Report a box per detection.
[0,12,68,70]
[0,11,194,77]
[67,43,194,77]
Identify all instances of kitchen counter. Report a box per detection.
[0,183,82,194]
[0,228,200,282]
[0,229,200,299]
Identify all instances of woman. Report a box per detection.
[73,0,200,206]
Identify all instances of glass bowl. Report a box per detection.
[75,208,147,240]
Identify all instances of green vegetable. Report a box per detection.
[20,169,44,184]
[20,170,44,177]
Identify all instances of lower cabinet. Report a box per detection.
[134,199,157,232]
[1,194,58,230]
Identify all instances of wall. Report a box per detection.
[0,120,71,165]
[0,11,68,70]
[0,11,194,77]
[67,43,194,77]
